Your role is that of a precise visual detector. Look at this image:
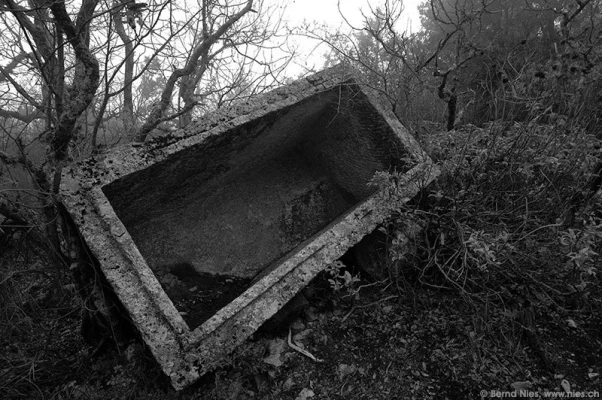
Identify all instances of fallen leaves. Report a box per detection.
[263,338,286,368]
[295,387,315,400]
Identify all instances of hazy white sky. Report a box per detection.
[268,0,424,75]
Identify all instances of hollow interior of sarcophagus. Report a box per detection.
[101,86,408,328]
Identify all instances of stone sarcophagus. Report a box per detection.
[59,65,439,390]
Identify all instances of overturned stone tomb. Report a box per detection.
[59,65,439,390]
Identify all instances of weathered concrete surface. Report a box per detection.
[59,64,439,390]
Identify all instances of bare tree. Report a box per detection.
[298,0,488,129]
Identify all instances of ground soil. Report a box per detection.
[1,257,600,400]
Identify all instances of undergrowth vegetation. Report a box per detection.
[0,239,82,398]
[416,118,602,286]
[376,117,602,378]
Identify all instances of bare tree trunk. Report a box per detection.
[446,89,457,131]
[437,73,457,131]
[49,0,100,161]
[113,0,135,136]
[178,54,209,128]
